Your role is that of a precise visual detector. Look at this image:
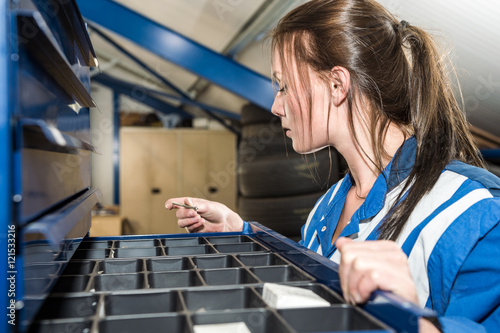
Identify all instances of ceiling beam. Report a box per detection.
[76,0,274,111]
[92,73,193,119]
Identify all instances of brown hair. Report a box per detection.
[271,0,484,240]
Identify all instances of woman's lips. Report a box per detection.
[283,127,291,137]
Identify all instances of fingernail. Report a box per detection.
[353,293,361,304]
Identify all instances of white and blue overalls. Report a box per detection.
[245,137,500,332]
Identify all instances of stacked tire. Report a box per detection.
[237,104,344,240]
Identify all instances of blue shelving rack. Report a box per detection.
[1,0,100,331]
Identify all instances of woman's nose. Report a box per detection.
[271,97,285,117]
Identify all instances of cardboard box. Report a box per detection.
[90,214,123,237]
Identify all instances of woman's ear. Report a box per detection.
[330,66,350,106]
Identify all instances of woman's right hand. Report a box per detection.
[165,197,244,233]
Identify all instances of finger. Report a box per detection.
[345,256,379,304]
[188,199,210,215]
[337,238,400,253]
[178,216,203,229]
[338,241,407,271]
[355,269,379,303]
[337,240,406,302]
[190,222,206,233]
[339,250,406,296]
[335,237,353,250]
[185,218,205,233]
[341,248,408,268]
[355,262,417,304]
[343,256,417,304]
[176,208,198,220]
[165,197,188,210]
[337,238,360,301]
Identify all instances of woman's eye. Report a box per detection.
[278,85,287,93]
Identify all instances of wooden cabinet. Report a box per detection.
[120,128,237,235]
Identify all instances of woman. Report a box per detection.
[166,0,500,331]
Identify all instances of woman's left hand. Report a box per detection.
[336,237,419,305]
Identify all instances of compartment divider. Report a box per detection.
[229,254,247,267]
[264,305,299,333]
[199,237,211,245]
[92,293,107,333]
[194,270,208,287]
[243,266,265,284]
[186,256,197,270]
[95,293,105,318]
[177,289,196,333]
[87,271,96,292]
[33,235,395,332]
[142,272,150,289]
[205,243,219,254]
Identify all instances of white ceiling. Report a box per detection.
[378,0,500,139]
[115,0,267,52]
[90,0,500,138]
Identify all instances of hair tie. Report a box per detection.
[399,20,409,30]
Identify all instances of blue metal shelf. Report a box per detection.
[18,10,95,108]
[0,1,12,332]
[2,0,99,331]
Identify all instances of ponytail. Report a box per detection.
[270,0,484,241]
[378,22,485,240]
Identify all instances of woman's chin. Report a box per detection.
[291,142,309,154]
[292,141,329,154]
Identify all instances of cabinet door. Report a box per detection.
[120,128,153,235]
[121,128,236,235]
[203,131,237,211]
[180,131,236,211]
[149,131,182,234]
[179,131,210,202]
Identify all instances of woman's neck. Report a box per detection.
[340,124,406,197]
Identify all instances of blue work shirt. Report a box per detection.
[246,137,500,332]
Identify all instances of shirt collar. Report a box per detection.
[317,136,417,256]
[386,136,417,191]
[360,136,416,217]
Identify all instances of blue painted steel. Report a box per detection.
[22,189,101,247]
[85,222,430,332]
[20,118,96,153]
[20,188,101,330]
[17,10,95,108]
[93,74,241,137]
[10,0,98,329]
[91,24,190,100]
[88,25,240,134]
[113,92,120,205]
[92,73,193,119]
[481,149,500,159]
[0,1,11,331]
[147,88,241,121]
[93,73,240,121]
[76,0,275,111]
[30,0,98,67]
[14,3,96,226]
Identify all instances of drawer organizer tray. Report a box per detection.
[28,235,394,333]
